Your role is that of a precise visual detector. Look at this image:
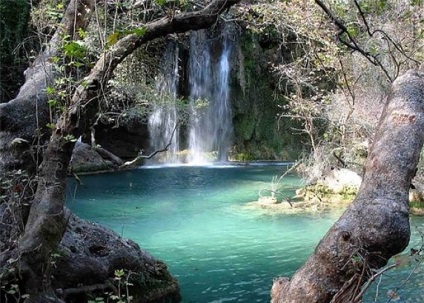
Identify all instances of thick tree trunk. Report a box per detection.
[1,2,95,296]
[271,69,424,302]
[1,0,240,302]
[0,0,94,172]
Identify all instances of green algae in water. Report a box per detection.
[67,166,424,303]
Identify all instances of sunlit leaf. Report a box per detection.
[63,41,87,58]
[47,99,57,107]
[133,26,147,37]
[46,86,55,95]
[107,32,120,47]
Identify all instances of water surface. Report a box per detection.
[67,166,424,303]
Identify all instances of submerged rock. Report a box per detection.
[257,196,279,204]
[52,213,181,303]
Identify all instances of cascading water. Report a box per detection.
[188,29,233,163]
[148,42,180,163]
[148,26,234,164]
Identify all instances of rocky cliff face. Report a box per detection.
[94,116,150,161]
[230,32,304,160]
[93,24,305,161]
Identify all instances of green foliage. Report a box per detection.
[115,269,125,279]
[78,28,88,39]
[233,153,255,162]
[410,201,424,209]
[46,86,56,95]
[63,41,87,58]
[107,32,120,47]
[0,0,32,99]
[156,0,167,6]
[106,27,148,47]
[48,99,58,107]
[85,269,137,303]
[63,134,77,143]
[240,0,423,180]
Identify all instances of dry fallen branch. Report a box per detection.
[120,123,178,168]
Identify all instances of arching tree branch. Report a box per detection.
[314,0,393,82]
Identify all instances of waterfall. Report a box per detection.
[148,42,180,163]
[147,27,234,164]
[187,29,233,164]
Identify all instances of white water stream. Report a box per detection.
[148,27,234,164]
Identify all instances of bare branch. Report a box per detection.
[352,0,420,66]
[314,0,393,82]
[353,264,396,302]
[120,123,178,168]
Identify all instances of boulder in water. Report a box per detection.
[53,213,181,302]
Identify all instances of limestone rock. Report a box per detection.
[70,142,115,173]
[53,213,181,302]
[318,167,362,194]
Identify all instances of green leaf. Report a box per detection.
[64,134,77,142]
[81,80,89,88]
[114,269,125,277]
[107,27,147,47]
[69,61,84,68]
[63,41,87,58]
[77,27,87,39]
[346,24,359,38]
[107,32,120,47]
[46,86,55,95]
[360,1,371,13]
[376,0,388,15]
[47,99,57,107]
[377,0,387,10]
[133,26,147,37]
[156,0,166,6]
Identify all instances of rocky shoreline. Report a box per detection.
[245,167,424,216]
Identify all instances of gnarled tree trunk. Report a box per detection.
[271,69,424,302]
